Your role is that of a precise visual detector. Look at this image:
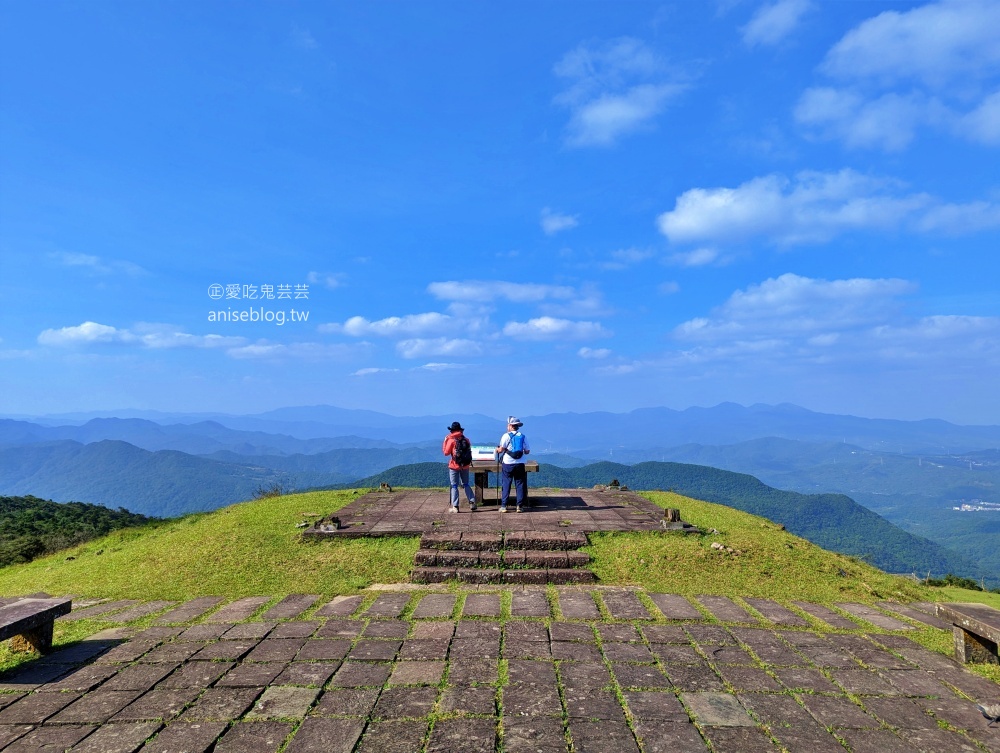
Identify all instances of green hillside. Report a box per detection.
[0,487,936,605]
[340,461,978,578]
[0,440,297,516]
[0,495,153,567]
[658,438,1000,580]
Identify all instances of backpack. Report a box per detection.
[505,431,525,460]
[452,435,473,466]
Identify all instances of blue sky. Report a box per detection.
[2,0,999,423]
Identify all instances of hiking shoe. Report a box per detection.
[516,506,522,513]
[499,506,507,513]
[470,503,477,511]
[448,506,458,513]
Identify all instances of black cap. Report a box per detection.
[448,421,463,432]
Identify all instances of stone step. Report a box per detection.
[411,566,595,585]
[414,548,591,568]
[419,530,588,552]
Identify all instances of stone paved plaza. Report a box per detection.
[308,488,681,537]
[0,588,998,752]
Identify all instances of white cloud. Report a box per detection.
[659,273,1000,378]
[673,273,915,342]
[540,208,579,235]
[873,314,999,341]
[352,367,399,377]
[132,325,244,349]
[322,312,453,337]
[226,342,368,360]
[307,271,345,290]
[594,361,642,375]
[601,247,654,270]
[49,252,145,276]
[578,347,612,359]
[563,84,683,147]
[958,90,1000,144]
[658,281,681,295]
[820,0,1000,88]
[797,0,1000,149]
[418,362,468,372]
[916,199,1000,233]
[503,317,610,341]
[742,0,812,47]
[429,279,609,319]
[291,25,318,50]
[39,321,244,350]
[428,280,577,304]
[554,37,685,147]
[38,321,132,346]
[667,247,722,267]
[794,88,940,151]
[395,338,483,359]
[658,170,933,247]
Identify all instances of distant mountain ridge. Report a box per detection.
[4,401,999,582]
[0,418,417,455]
[13,402,1000,453]
[0,440,312,517]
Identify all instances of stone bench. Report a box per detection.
[937,602,1000,664]
[0,597,73,653]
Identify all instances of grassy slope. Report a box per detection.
[0,490,417,599]
[0,486,988,607]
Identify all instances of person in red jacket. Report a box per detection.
[442,421,476,512]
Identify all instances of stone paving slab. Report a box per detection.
[463,593,501,617]
[877,600,952,630]
[314,595,363,618]
[835,602,914,630]
[214,720,294,753]
[696,595,758,623]
[511,590,551,617]
[4,588,995,753]
[411,593,456,619]
[600,589,653,619]
[62,599,140,621]
[791,600,861,629]
[260,594,319,621]
[205,597,272,623]
[648,593,702,620]
[101,600,176,624]
[555,589,600,619]
[363,593,411,619]
[154,596,225,625]
[357,720,428,753]
[71,720,162,753]
[743,597,810,626]
[5,724,95,752]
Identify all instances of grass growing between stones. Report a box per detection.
[586,492,932,603]
[0,490,417,600]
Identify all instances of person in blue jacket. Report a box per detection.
[495,416,530,513]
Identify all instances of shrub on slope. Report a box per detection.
[0,495,152,567]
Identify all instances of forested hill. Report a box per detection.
[0,495,155,567]
[340,461,978,579]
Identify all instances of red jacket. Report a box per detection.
[442,430,471,470]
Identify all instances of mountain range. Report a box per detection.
[2,402,998,581]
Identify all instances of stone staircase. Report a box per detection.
[411,530,596,584]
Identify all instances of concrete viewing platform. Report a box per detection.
[0,588,996,752]
[304,488,699,538]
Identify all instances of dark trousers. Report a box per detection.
[501,463,527,507]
